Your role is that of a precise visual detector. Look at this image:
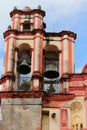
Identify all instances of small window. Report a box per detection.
[23,23,30,31]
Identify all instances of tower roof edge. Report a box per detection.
[45,30,77,39]
[10,6,45,17]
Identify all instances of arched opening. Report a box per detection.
[44,51,59,79]
[17,43,31,91]
[43,45,60,94]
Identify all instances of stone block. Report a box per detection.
[0,98,42,130]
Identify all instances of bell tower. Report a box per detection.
[1,6,46,91]
[1,5,76,94]
[2,6,86,130]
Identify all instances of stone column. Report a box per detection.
[14,48,19,91]
[34,13,39,29]
[14,14,18,30]
[59,51,62,76]
[32,33,42,91]
[7,34,14,72]
[83,102,87,129]
[62,35,69,73]
[67,108,71,129]
[71,38,75,73]
[61,108,68,130]
[84,97,87,130]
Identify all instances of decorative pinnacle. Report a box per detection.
[13,6,17,10]
[7,25,11,30]
[37,5,41,10]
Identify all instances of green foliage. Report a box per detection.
[20,80,31,91]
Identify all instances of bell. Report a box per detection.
[44,64,59,79]
[17,60,31,74]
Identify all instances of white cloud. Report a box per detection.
[43,0,87,26]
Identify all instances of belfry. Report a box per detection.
[0,6,87,130]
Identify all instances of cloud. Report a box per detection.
[43,0,87,27]
[45,0,87,14]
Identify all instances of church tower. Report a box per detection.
[1,6,46,91]
[1,6,76,92]
[1,6,87,130]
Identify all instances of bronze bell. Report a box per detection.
[44,64,59,79]
[17,60,31,74]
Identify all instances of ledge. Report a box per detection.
[0,91,45,98]
[0,91,75,102]
[43,93,75,101]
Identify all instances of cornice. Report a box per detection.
[45,30,77,39]
[10,9,45,17]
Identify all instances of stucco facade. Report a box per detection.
[0,6,87,130]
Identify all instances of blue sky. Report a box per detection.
[0,0,87,76]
